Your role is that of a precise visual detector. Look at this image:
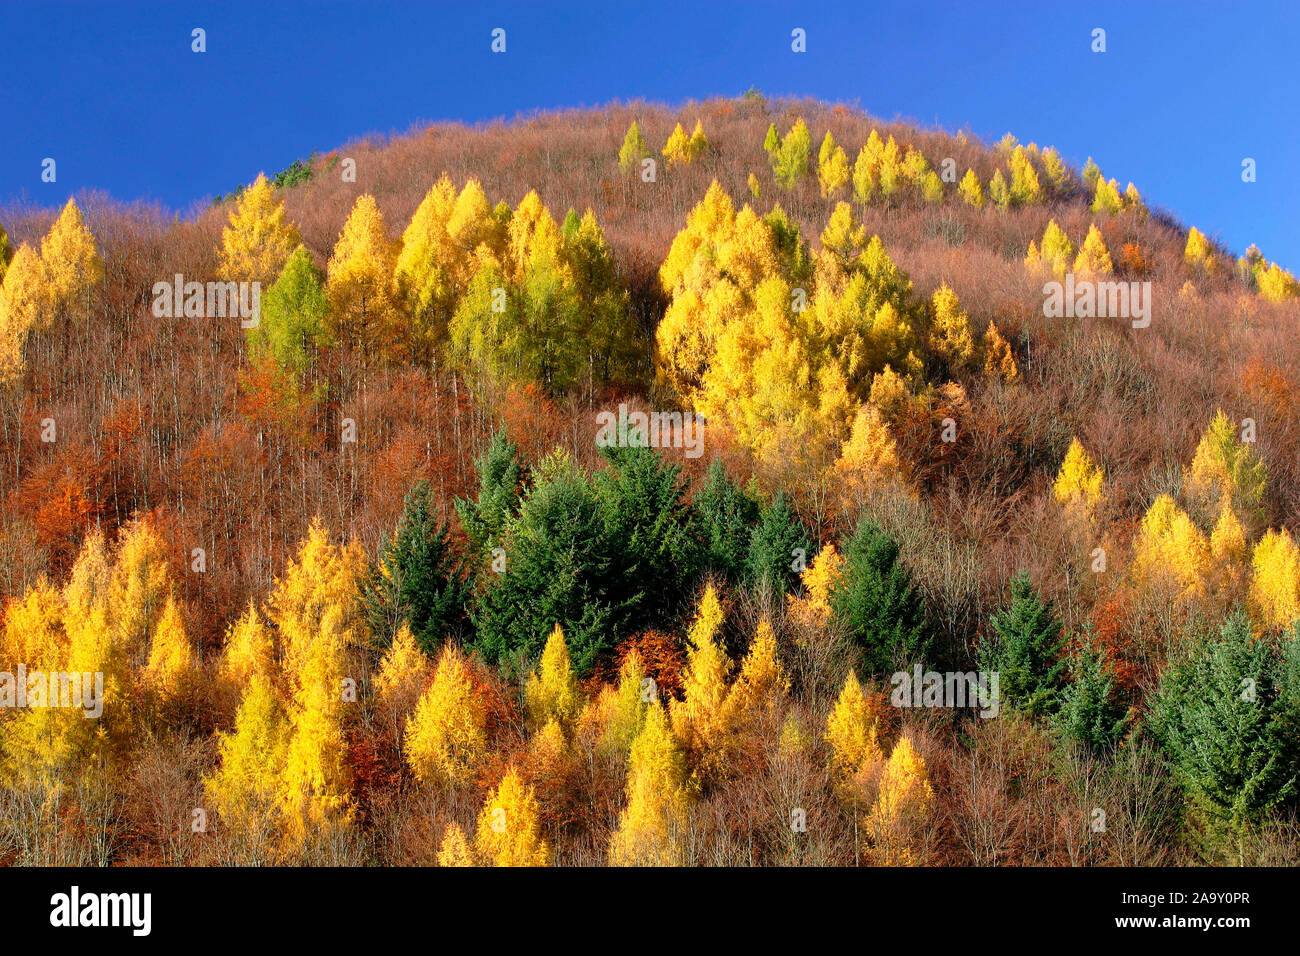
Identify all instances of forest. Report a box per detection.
[1,94,1298,866]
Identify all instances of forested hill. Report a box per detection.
[1,95,1298,867]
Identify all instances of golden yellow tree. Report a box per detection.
[40,199,104,320]
[1250,528,1300,630]
[326,193,401,360]
[727,618,790,721]
[1132,495,1209,597]
[143,593,195,709]
[474,767,549,866]
[833,403,902,514]
[594,648,651,759]
[373,624,431,715]
[1073,223,1113,276]
[217,173,301,284]
[865,735,933,865]
[788,543,844,628]
[609,703,692,866]
[1052,437,1104,513]
[394,175,460,361]
[0,245,48,384]
[825,670,883,785]
[205,676,289,845]
[437,822,477,866]
[670,584,735,781]
[403,643,486,786]
[221,601,275,688]
[1185,410,1266,523]
[662,122,691,166]
[1184,227,1214,270]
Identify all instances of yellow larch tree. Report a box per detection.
[865,735,934,865]
[437,822,477,866]
[393,175,460,362]
[522,623,582,732]
[403,643,487,786]
[40,198,104,320]
[1091,177,1124,215]
[373,624,431,715]
[727,618,790,722]
[593,648,651,759]
[818,131,850,198]
[669,584,735,780]
[825,670,883,786]
[1250,528,1300,631]
[1052,437,1105,513]
[1039,220,1075,277]
[326,193,401,360]
[833,403,902,514]
[217,173,301,284]
[958,169,984,209]
[107,517,174,660]
[1185,410,1266,524]
[1131,495,1210,598]
[1209,501,1247,596]
[220,601,276,688]
[0,245,48,385]
[1073,224,1113,276]
[927,283,974,371]
[982,321,1018,383]
[474,767,550,866]
[205,675,290,847]
[687,119,709,160]
[662,122,691,166]
[143,594,196,709]
[1184,227,1214,271]
[788,543,844,628]
[608,702,692,866]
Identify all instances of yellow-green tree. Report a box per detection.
[687,119,709,160]
[618,121,651,173]
[522,623,582,731]
[1185,410,1266,524]
[1039,220,1075,276]
[1091,177,1124,215]
[773,118,812,189]
[818,131,850,198]
[474,767,549,866]
[958,169,984,209]
[205,676,289,847]
[1008,146,1044,205]
[403,643,486,786]
[217,173,301,284]
[608,703,692,866]
[988,169,1010,209]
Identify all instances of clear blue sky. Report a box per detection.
[4,0,1296,268]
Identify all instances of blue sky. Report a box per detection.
[4,0,1296,268]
